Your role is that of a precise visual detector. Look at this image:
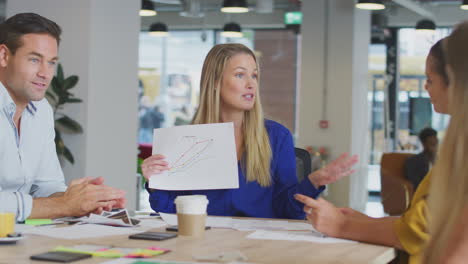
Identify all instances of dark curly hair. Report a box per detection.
[418,127,437,144]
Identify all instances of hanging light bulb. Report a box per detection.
[416,19,436,32]
[356,0,385,10]
[221,0,249,13]
[221,22,243,38]
[140,0,157,16]
[149,22,169,37]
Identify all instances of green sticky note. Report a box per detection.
[53,246,124,258]
[132,261,163,264]
[25,219,53,225]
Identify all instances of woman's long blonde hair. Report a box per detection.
[424,21,468,263]
[192,43,273,187]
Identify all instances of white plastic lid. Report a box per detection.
[174,195,209,214]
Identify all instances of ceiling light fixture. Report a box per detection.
[461,0,468,10]
[221,22,243,38]
[221,0,249,13]
[355,0,385,10]
[140,0,157,16]
[416,19,436,32]
[149,22,169,37]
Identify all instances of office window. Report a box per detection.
[367,44,386,193]
[398,28,451,151]
[138,31,214,143]
[367,29,451,194]
[368,44,386,166]
[138,29,299,144]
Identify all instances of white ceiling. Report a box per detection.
[141,0,466,30]
[0,0,465,28]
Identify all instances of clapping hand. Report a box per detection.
[64,177,126,217]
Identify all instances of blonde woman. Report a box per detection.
[424,21,468,264]
[142,44,357,219]
[295,37,450,264]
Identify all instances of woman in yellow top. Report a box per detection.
[423,21,468,264]
[294,36,450,264]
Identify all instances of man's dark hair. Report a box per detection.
[0,13,61,54]
[419,127,437,144]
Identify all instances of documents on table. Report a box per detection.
[22,224,142,240]
[79,211,137,227]
[160,213,317,232]
[159,213,351,244]
[55,209,141,227]
[21,215,167,239]
[246,230,357,244]
[149,122,239,190]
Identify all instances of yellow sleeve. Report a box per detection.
[394,171,431,257]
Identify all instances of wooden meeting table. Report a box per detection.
[0,218,395,264]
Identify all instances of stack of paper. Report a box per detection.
[22,224,142,239]
[246,230,357,244]
[159,213,315,232]
[56,209,140,227]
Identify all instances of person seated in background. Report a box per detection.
[423,21,468,264]
[295,37,449,264]
[141,43,357,219]
[404,127,438,191]
[0,13,126,221]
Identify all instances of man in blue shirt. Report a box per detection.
[0,13,126,221]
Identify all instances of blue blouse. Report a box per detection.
[147,120,325,219]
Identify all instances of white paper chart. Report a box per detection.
[149,122,239,190]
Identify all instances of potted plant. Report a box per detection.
[46,64,83,165]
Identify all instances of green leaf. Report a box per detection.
[55,131,65,155]
[56,64,64,83]
[55,128,62,141]
[51,64,82,167]
[65,98,82,103]
[51,77,61,97]
[55,116,83,133]
[63,76,79,90]
[62,145,75,164]
[46,90,57,104]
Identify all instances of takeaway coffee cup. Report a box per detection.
[0,212,15,237]
[174,195,209,237]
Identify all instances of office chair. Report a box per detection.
[380,152,415,216]
[295,147,312,182]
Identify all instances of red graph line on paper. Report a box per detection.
[170,138,214,171]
